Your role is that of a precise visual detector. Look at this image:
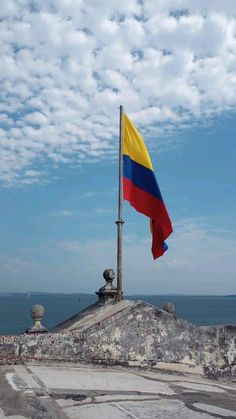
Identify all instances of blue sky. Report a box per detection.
[0,1,236,294]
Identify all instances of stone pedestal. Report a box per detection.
[96,269,118,305]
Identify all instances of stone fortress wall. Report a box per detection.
[0,300,235,381]
[0,271,235,381]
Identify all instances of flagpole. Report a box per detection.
[116,105,124,302]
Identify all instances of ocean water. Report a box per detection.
[0,293,235,336]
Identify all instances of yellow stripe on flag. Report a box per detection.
[123,113,153,171]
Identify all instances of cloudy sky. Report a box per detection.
[0,0,236,294]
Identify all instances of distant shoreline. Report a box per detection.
[0,292,236,297]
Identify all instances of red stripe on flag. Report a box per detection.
[124,177,173,259]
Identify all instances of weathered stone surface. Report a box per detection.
[53,298,135,332]
[0,300,235,380]
[0,336,20,364]
[1,363,236,418]
[52,299,236,379]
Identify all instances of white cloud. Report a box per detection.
[24,112,49,126]
[0,255,36,275]
[0,1,236,185]
[50,209,74,217]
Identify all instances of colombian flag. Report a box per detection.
[123,113,173,259]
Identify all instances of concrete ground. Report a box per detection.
[0,363,236,418]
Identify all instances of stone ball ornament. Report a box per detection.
[163,302,175,314]
[103,268,115,281]
[96,268,118,305]
[25,304,48,334]
[31,304,45,320]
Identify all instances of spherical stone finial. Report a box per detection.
[31,304,45,320]
[103,268,115,281]
[26,304,48,334]
[96,268,117,305]
[163,302,175,314]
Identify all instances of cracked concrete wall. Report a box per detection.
[0,301,235,380]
